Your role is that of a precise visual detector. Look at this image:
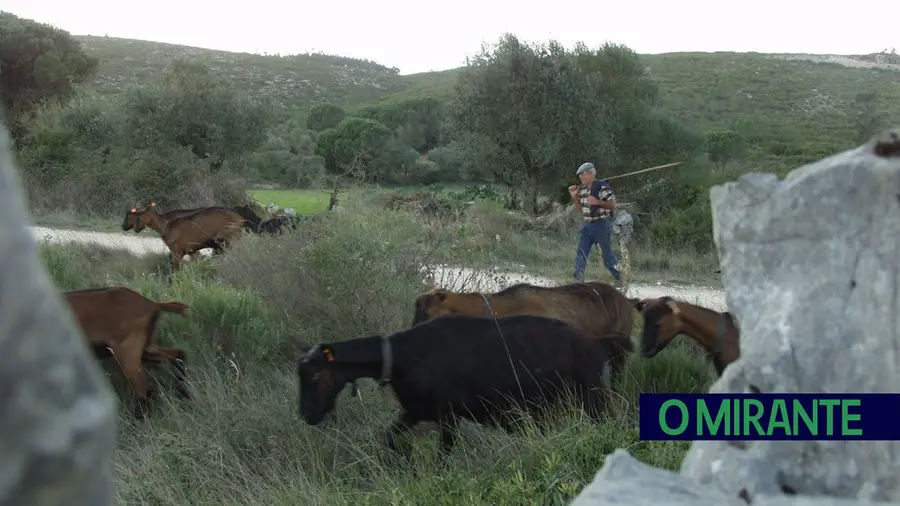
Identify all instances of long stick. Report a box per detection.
[603,161,683,181]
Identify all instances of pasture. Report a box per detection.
[40,200,720,505]
[248,188,334,214]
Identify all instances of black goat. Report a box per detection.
[296,313,632,459]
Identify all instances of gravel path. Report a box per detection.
[31,226,727,310]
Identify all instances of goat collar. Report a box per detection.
[479,292,495,318]
[379,336,393,386]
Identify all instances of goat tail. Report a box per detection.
[598,333,635,355]
[158,301,191,317]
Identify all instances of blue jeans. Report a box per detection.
[573,219,620,282]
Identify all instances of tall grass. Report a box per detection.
[39,204,718,505]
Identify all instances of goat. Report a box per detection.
[255,214,307,235]
[124,201,262,255]
[412,281,634,376]
[297,313,631,460]
[63,286,191,418]
[131,205,248,267]
[632,296,740,376]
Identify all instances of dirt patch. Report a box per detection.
[29,226,727,310]
[422,264,726,310]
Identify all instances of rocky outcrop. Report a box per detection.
[0,122,118,505]
[571,128,900,506]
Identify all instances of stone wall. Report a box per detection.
[0,122,118,505]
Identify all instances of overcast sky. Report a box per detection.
[5,0,897,75]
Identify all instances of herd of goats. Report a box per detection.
[60,200,741,459]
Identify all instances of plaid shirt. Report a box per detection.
[578,180,615,221]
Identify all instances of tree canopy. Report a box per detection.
[120,59,273,171]
[449,34,696,214]
[0,12,98,138]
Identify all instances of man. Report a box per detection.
[569,162,623,287]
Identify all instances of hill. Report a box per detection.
[381,51,900,165]
[73,36,900,162]
[73,35,410,118]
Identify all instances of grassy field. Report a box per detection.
[249,188,333,214]
[40,202,718,505]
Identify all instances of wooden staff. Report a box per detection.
[603,161,683,181]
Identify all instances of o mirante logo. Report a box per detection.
[639,393,900,441]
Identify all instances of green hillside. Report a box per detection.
[73,35,408,117]
[382,52,900,163]
[72,36,900,163]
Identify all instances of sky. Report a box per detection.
[4,0,897,75]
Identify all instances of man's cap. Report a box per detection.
[576,162,596,175]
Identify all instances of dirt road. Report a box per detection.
[31,226,727,310]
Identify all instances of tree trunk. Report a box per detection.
[505,186,519,210]
[526,173,540,216]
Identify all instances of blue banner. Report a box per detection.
[639,393,900,441]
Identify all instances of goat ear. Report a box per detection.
[631,298,645,311]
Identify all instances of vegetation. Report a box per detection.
[10,10,891,502]
[40,205,716,505]
[9,10,900,255]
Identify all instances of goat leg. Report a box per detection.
[145,347,190,400]
[437,414,459,460]
[383,411,417,453]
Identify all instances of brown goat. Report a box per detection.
[124,203,211,260]
[632,296,740,376]
[124,201,263,234]
[412,281,635,377]
[131,205,247,267]
[63,287,191,418]
[123,202,206,232]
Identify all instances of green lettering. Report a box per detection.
[841,399,862,436]
[767,399,791,435]
[659,400,689,435]
[819,399,840,435]
[792,399,817,436]
[733,396,740,436]
[742,399,765,435]
[698,399,729,436]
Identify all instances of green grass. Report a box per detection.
[39,203,720,505]
[249,188,334,214]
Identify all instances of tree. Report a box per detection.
[313,117,414,183]
[569,42,701,173]
[306,103,346,132]
[354,97,446,153]
[456,132,525,209]
[451,34,603,215]
[705,130,746,170]
[0,12,98,139]
[120,59,273,171]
